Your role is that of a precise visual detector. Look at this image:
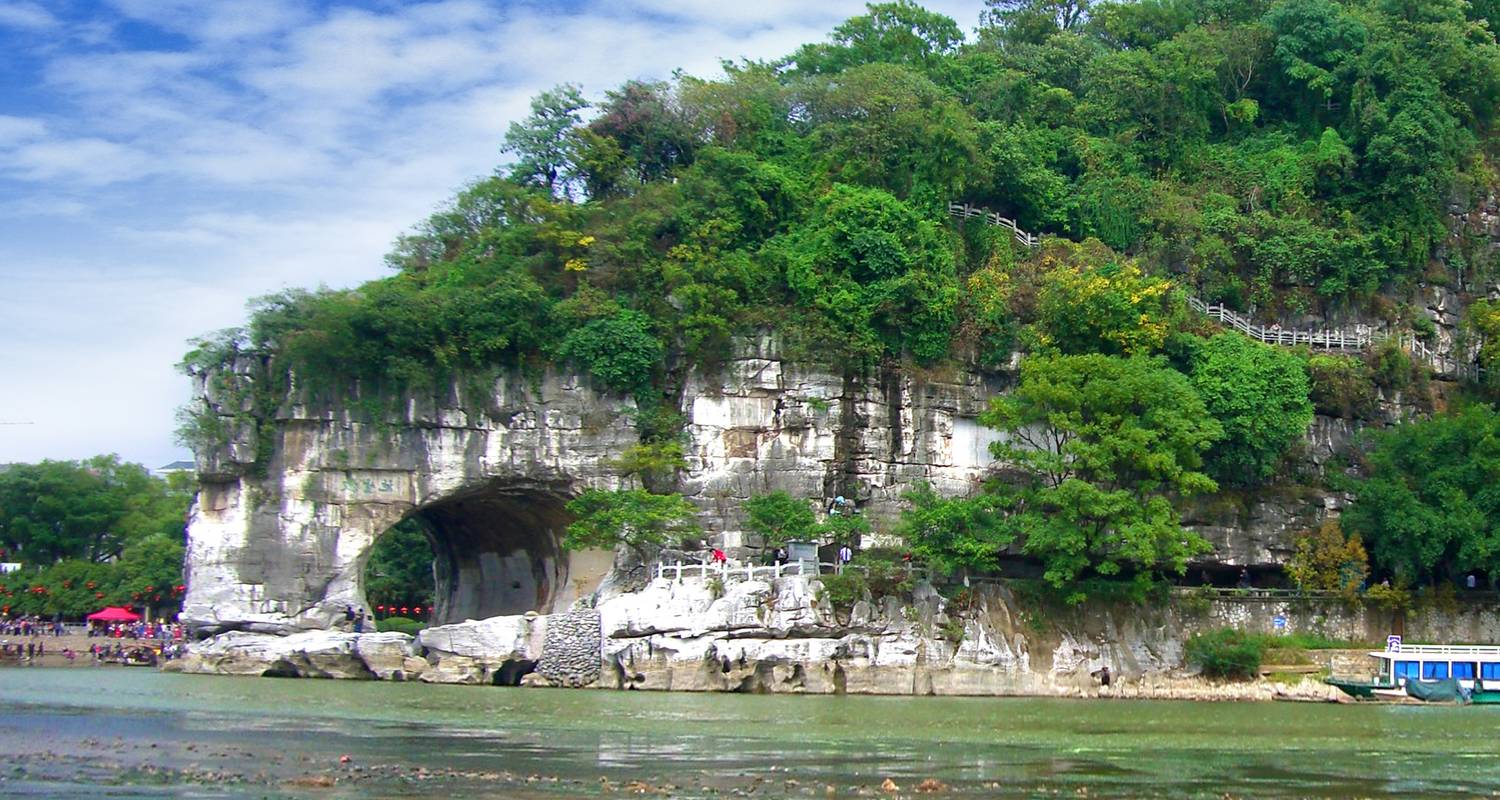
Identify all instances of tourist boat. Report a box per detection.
[1327,642,1500,703]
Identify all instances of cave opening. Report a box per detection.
[362,482,612,627]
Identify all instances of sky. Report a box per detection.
[0,0,986,470]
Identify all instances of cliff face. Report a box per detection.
[171,574,1500,699]
[183,336,1348,634]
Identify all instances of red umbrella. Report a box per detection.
[86,606,142,622]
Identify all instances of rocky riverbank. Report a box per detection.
[166,576,1363,702]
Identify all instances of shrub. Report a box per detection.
[556,309,663,395]
[377,616,425,636]
[1306,354,1378,419]
[1185,629,1264,680]
[1363,581,1412,611]
[818,572,867,611]
[851,549,914,600]
[743,491,818,546]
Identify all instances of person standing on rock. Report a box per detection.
[353,610,365,634]
[837,544,853,571]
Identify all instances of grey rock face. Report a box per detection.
[182,335,1355,635]
[181,339,1019,634]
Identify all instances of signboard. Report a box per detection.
[1387,634,1403,653]
[1272,614,1287,631]
[0,562,19,574]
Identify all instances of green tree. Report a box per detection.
[982,354,1221,590]
[556,310,664,395]
[982,0,1091,46]
[503,84,589,198]
[563,489,700,558]
[1185,333,1313,486]
[743,492,818,546]
[1343,406,1500,584]
[805,62,982,201]
[790,1,964,76]
[897,483,1018,574]
[0,456,189,566]
[1286,519,1368,600]
[779,183,959,363]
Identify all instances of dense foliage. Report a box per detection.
[0,457,189,617]
[363,519,435,612]
[1343,405,1500,585]
[187,0,1500,396]
[743,491,819,546]
[983,353,1222,589]
[563,489,701,557]
[178,0,1500,599]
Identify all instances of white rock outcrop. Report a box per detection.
[170,630,418,680]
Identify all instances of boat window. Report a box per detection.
[1395,661,1420,679]
[1452,662,1476,680]
[1483,663,1500,680]
[1422,662,1449,679]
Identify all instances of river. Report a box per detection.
[0,667,1495,798]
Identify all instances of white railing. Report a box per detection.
[948,202,1039,248]
[1188,296,1369,351]
[1379,643,1500,658]
[1187,296,1485,381]
[655,562,815,582]
[947,200,1485,383]
[654,561,932,584]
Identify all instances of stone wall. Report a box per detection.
[537,610,602,687]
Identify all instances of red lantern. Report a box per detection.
[175,585,186,593]
[153,595,161,602]
[144,585,154,593]
[95,592,104,599]
[375,605,385,613]
[399,607,408,615]
[86,581,96,589]
[132,593,141,600]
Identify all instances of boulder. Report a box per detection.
[177,630,414,679]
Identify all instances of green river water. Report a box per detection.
[0,667,1496,798]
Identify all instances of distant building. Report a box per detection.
[155,460,196,478]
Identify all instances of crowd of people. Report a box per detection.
[0,613,186,667]
[1,615,67,637]
[88,620,186,642]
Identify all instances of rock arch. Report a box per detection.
[181,347,1028,634]
[400,478,577,625]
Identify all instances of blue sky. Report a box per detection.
[0,0,983,470]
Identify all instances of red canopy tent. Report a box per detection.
[86,606,141,622]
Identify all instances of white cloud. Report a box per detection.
[6,136,149,184]
[0,114,46,144]
[0,0,990,467]
[0,1,57,30]
[101,0,308,42]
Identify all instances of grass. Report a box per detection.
[1272,632,1373,650]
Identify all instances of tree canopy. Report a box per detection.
[175,0,1500,597]
[0,457,190,617]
